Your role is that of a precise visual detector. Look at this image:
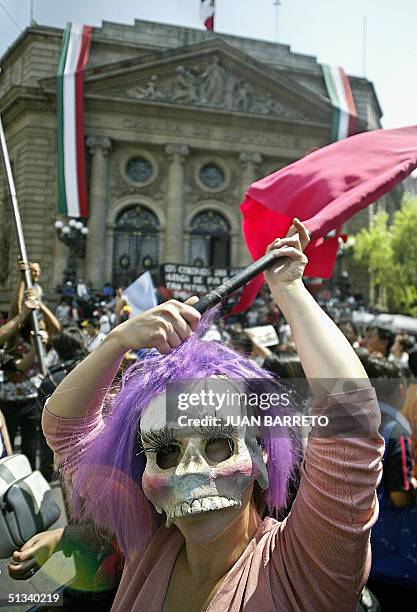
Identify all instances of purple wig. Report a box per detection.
[63,313,301,560]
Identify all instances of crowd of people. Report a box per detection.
[0,230,417,610]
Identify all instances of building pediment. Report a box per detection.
[62,40,331,124]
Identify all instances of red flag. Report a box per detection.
[200,0,215,30]
[232,125,417,313]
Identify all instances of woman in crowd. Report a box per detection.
[403,347,417,476]
[42,219,384,611]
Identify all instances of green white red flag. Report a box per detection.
[56,23,92,218]
[322,64,357,141]
[200,0,215,30]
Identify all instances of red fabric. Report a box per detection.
[232,125,417,313]
[246,125,417,238]
[205,15,214,30]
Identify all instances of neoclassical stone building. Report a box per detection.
[0,18,388,307]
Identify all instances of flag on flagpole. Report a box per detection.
[200,0,215,31]
[322,65,357,141]
[232,125,417,313]
[124,271,158,316]
[57,23,92,218]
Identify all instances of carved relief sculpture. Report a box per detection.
[119,55,307,121]
[200,56,225,105]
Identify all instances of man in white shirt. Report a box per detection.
[83,318,106,353]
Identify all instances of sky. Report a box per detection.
[0,0,416,129]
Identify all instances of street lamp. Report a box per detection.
[54,218,89,284]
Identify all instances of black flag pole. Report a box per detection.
[0,114,47,376]
[194,250,286,314]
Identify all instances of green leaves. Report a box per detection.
[353,195,417,316]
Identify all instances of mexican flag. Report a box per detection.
[200,0,215,31]
[57,23,92,218]
[322,65,357,141]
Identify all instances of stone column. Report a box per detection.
[105,224,115,283]
[164,144,189,263]
[85,136,111,289]
[238,152,262,265]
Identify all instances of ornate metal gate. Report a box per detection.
[112,205,159,288]
[189,210,230,267]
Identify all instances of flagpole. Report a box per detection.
[362,16,368,77]
[0,114,47,375]
[29,0,35,26]
[273,0,282,42]
[194,250,285,313]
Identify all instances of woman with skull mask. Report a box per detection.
[42,219,384,611]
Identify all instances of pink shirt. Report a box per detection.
[42,387,384,611]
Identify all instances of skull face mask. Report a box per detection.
[140,378,269,527]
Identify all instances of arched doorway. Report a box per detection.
[112,205,159,288]
[189,210,230,267]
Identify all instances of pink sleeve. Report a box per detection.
[41,405,104,470]
[271,387,384,610]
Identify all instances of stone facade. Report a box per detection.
[0,19,394,308]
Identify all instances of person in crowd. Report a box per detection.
[0,323,41,470]
[42,220,383,611]
[82,317,107,353]
[228,329,277,368]
[0,288,39,347]
[114,287,129,325]
[62,280,76,298]
[360,355,417,608]
[77,278,89,300]
[8,523,124,611]
[402,347,417,477]
[338,319,360,349]
[365,325,395,359]
[55,296,72,322]
[262,349,306,380]
[99,305,113,335]
[9,261,60,338]
[0,408,13,458]
[389,333,410,368]
[9,261,44,320]
[37,327,89,481]
[103,282,115,300]
[0,260,63,464]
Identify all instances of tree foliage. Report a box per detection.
[353,194,417,315]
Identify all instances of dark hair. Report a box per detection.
[366,325,395,355]
[358,353,406,405]
[229,331,253,356]
[338,319,358,337]
[19,321,33,342]
[263,351,306,379]
[51,327,88,361]
[408,347,417,377]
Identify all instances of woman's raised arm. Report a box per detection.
[264,219,369,395]
[46,298,201,419]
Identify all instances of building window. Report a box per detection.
[113,205,159,287]
[125,157,154,183]
[199,163,225,190]
[189,210,230,268]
